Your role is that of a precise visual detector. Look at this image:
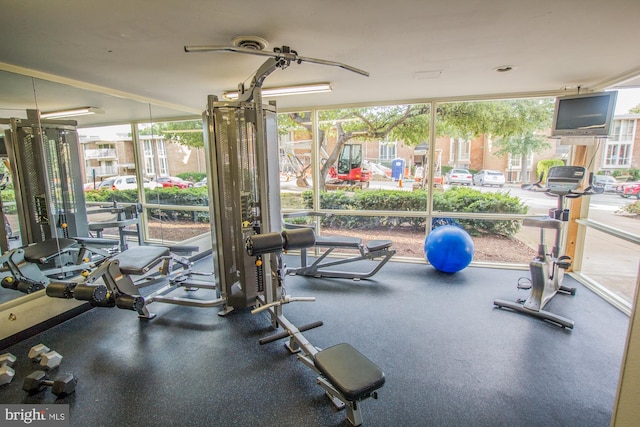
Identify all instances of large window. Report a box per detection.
[605,119,635,167]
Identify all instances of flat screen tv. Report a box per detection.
[551,91,617,137]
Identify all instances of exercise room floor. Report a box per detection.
[0,258,630,426]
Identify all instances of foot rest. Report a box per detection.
[112,246,170,275]
[366,240,392,252]
[314,343,385,401]
[315,236,362,248]
[23,238,78,264]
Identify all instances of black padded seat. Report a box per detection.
[314,343,385,401]
[112,246,170,275]
[315,235,362,248]
[366,240,392,252]
[23,238,78,263]
[523,217,562,230]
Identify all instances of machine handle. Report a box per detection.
[251,296,316,314]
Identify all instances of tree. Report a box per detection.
[629,103,640,114]
[282,98,554,188]
[139,120,204,149]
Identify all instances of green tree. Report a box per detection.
[139,120,204,149]
[283,99,554,188]
[629,103,640,114]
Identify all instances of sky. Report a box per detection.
[613,88,640,115]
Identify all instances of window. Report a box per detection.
[379,141,397,161]
[605,119,635,168]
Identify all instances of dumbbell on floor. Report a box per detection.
[0,352,16,385]
[23,370,77,397]
[28,344,63,370]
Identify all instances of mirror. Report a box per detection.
[0,69,198,308]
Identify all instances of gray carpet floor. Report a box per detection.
[0,257,629,426]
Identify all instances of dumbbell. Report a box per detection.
[22,370,77,396]
[0,352,16,385]
[28,344,63,370]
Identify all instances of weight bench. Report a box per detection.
[0,237,117,294]
[248,230,385,426]
[47,244,223,319]
[314,343,385,426]
[288,235,396,280]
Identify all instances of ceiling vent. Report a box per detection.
[231,36,269,51]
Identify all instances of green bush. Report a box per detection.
[301,187,527,237]
[0,189,16,214]
[177,172,206,183]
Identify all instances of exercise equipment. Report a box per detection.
[0,352,16,385]
[0,237,116,294]
[283,212,395,280]
[424,225,474,273]
[28,344,63,370]
[494,165,602,328]
[197,45,383,425]
[22,370,77,396]
[87,202,144,251]
[2,111,88,245]
[247,229,385,426]
[46,244,219,319]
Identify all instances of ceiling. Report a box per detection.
[1,0,640,127]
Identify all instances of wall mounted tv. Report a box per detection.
[551,91,617,137]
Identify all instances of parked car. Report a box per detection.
[444,169,473,186]
[616,182,640,199]
[473,170,505,187]
[194,177,207,188]
[152,176,194,189]
[97,175,159,190]
[97,177,116,190]
[593,175,618,192]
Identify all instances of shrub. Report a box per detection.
[301,187,527,237]
[617,200,640,216]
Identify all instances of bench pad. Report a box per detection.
[366,240,392,252]
[314,343,385,401]
[315,235,362,248]
[112,246,170,275]
[23,238,78,263]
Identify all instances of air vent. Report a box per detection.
[231,36,269,51]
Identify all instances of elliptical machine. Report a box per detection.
[494,165,602,329]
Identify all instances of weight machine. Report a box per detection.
[191,43,384,425]
[0,111,117,292]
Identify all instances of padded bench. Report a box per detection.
[23,238,78,264]
[290,235,395,280]
[112,245,170,275]
[314,343,385,426]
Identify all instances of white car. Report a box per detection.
[444,169,473,186]
[473,170,506,187]
[593,175,618,192]
[110,175,159,190]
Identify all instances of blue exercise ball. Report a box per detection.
[424,225,474,273]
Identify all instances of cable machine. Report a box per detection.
[195,44,384,425]
[2,110,88,244]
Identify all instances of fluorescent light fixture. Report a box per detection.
[40,107,104,119]
[223,82,332,100]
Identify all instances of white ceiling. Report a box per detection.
[1,0,640,127]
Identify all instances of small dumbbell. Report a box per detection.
[0,352,16,385]
[28,344,63,370]
[22,370,77,397]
